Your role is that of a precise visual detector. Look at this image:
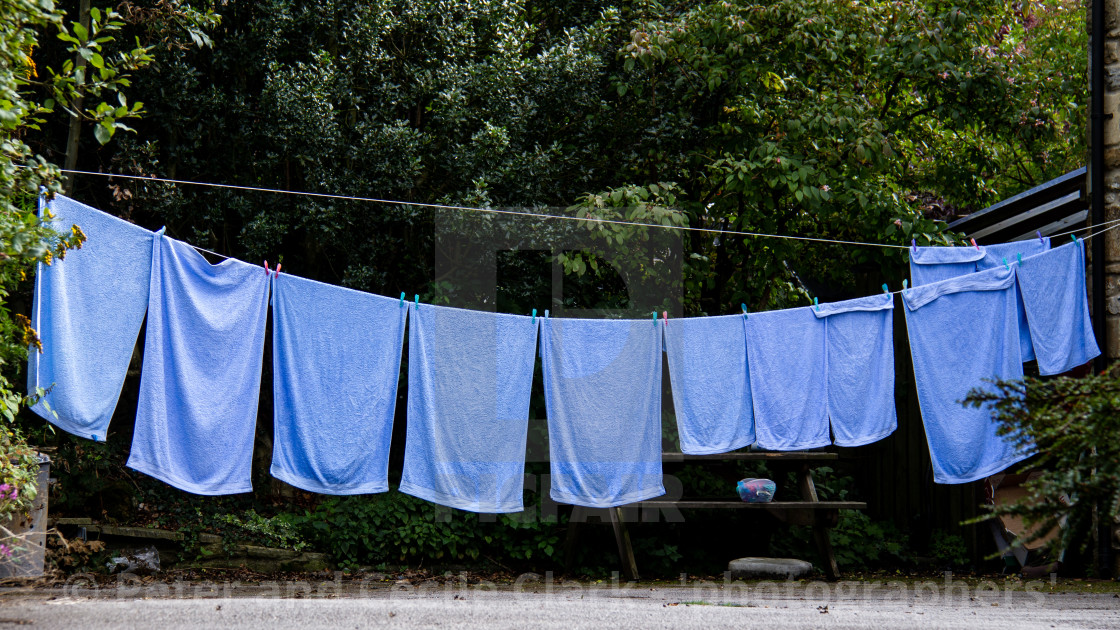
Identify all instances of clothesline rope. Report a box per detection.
[47,167,919,250]
[34,165,1120,284]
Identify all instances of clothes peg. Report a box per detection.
[911,238,917,252]
[813,297,819,312]
[532,308,537,324]
[1017,253,1022,266]
[400,292,405,307]
[414,294,419,309]
[741,303,749,319]
[544,310,550,318]
[1002,257,1009,270]
[1072,234,1079,245]
[1037,230,1044,244]
[275,263,281,276]
[663,311,668,326]
[903,279,908,290]
[652,311,657,323]
[971,238,979,250]
[264,260,270,275]
[882,284,889,293]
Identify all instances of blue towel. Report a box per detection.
[27,194,154,441]
[664,314,754,454]
[910,239,1050,362]
[541,317,664,507]
[127,235,270,495]
[908,245,986,286]
[270,274,406,495]
[978,239,1051,271]
[902,266,1034,484]
[1016,242,1101,375]
[401,304,538,512]
[745,307,829,451]
[813,294,897,447]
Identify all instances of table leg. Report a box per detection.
[608,507,640,581]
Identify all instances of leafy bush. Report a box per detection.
[221,509,307,552]
[285,490,562,570]
[963,369,1120,558]
[770,510,911,572]
[928,530,969,568]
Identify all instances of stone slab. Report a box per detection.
[728,557,813,580]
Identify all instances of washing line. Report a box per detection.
[40,166,1120,265]
[55,168,916,250]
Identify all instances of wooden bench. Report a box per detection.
[563,451,866,581]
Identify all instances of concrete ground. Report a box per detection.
[0,574,1118,629]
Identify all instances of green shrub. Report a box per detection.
[284,490,562,570]
[964,369,1120,559]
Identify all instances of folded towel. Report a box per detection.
[813,293,897,447]
[270,274,406,495]
[910,239,1050,362]
[902,266,1034,484]
[27,195,155,441]
[745,307,829,450]
[664,314,754,455]
[127,235,270,495]
[401,304,538,513]
[541,317,664,507]
[1016,242,1101,375]
[908,245,985,286]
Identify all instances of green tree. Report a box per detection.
[574,0,1087,314]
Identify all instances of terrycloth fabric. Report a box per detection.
[908,245,985,286]
[401,304,537,513]
[978,239,1051,271]
[902,266,1034,484]
[745,307,829,451]
[910,239,1051,362]
[812,293,897,447]
[28,194,155,441]
[663,314,754,455]
[541,317,664,507]
[127,235,270,495]
[1016,242,1101,375]
[270,274,406,495]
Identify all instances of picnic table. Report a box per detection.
[563,450,866,581]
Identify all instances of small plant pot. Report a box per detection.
[0,453,50,579]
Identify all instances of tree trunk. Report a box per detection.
[62,0,91,195]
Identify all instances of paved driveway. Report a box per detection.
[1,575,1117,629]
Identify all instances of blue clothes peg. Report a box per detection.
[1002,257,1009,270]
[1017,253,1022,266]
[882,284,889,293]
[532,308,537,324]
[652,311,657,323]
[813,297,819,312]
[903,279,908,291]
[414,294,419,309]
[1037,230,1044,244]
[400,292,405,307]
[741,303,749,319]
